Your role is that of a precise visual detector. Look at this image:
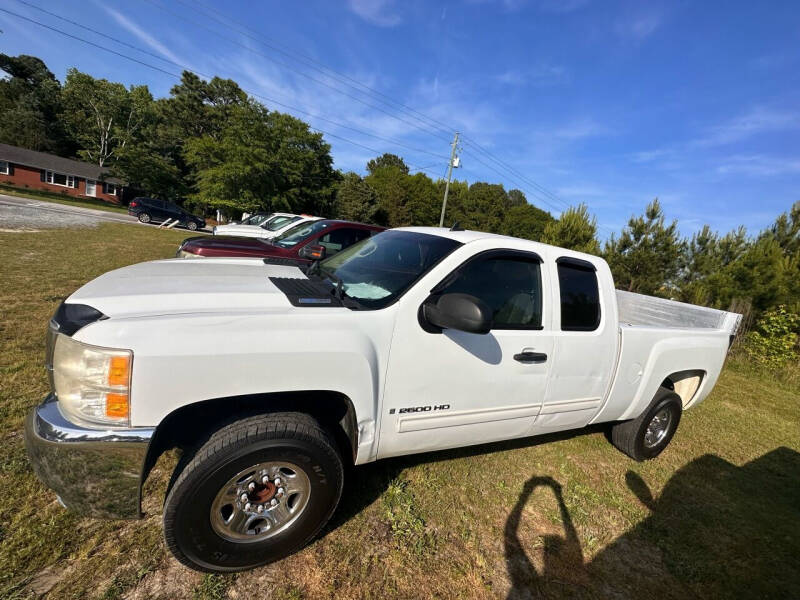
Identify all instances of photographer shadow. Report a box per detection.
[505,447,800,599]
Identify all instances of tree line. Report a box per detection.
[1,53,798,323]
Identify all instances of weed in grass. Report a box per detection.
[382,477,435,555]
[192,574,233,600]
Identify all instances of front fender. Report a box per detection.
[76,308,396,462]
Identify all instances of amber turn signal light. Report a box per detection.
[105,393,129,419]
[108,355,130,387]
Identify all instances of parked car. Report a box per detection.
[128,197,206,231]
[212,212,319,239]
[26,227,741,572]
[177,219,384,264]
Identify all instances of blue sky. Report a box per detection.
[1,0,798,238]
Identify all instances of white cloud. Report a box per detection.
[551,118,613,140]
[464,0,530,12]
[99,4,185,66]
[615,11,663,40]
[631,148,672,163]
[716,155,800,177]
[694,107,800,147]
[534,0,590,13]
[495,63,568,87]
[346,0,402,27]
[556,185,607,197]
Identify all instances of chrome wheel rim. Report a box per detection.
[644,408,672,448]
[210,461,311,543]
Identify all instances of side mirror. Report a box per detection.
[422,293,492,334]
[299,244,326,260]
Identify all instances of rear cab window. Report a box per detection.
[556,257,600,331]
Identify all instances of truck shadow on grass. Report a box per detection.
[328,426,609,536]
[504,447,800,599]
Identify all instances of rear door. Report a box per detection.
[533,256,618,434]
[148,199,167,221]
[164,201,184,222]
[378,248,556,458]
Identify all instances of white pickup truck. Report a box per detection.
[26,227,740,572]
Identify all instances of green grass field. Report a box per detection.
[1,223,798,599]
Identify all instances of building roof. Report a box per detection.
[0,143,125,185]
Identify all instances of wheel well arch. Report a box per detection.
[142,390,358,486]
[660,370,705,407]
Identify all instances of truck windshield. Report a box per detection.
[263,215,299,231]
[241,213,271,226]
[273,220,329,248]
[317,230,462,309]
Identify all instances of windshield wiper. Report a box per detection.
[323,269,345,300]
[308,263,363,309]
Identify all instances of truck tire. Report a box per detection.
[610,387,682,461]
[163,412,343,572]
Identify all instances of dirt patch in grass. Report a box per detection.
[2,223,799,599]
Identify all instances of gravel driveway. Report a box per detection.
[0,194,138,231]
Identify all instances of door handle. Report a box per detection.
[514,351,548,363]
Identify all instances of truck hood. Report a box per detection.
[67,258,306,318]
[213,224,270,237]
[181,235,289,257]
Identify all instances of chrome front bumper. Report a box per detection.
[24,394,155,519]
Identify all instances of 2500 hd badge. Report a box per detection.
[389,404,451,414]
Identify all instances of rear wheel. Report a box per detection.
[610,387,682,461]
[137,212,151,224]
[163,412,344,572]
[186,221,198,231]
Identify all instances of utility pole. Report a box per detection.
[439,132,460,227]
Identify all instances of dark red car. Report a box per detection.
[176,219,385,265]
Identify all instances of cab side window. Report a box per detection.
[557,259,600,331]
[437,255,543,329]
[318,228,372,256]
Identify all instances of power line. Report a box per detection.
[8,1,598,225]
[7,2,449,165]
[138,0,453,144]
[0,7,444,179]
[165,0,586,217]
[174,0,458,140]
[461,137,571,211]
[133,0,587,220]
[460,138,615,234]
[457,152,567,215]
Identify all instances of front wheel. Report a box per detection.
[610,387,682,461]
[186,221,198,231]
[163,412,344,572]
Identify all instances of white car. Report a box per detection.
[212,213,321,239]
[26,227,740,572]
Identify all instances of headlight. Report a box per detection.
[52,333,132,428]
[176,250,203,258]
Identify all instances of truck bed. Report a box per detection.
[616,290,741,336]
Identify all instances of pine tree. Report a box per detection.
[541,204,600,254]
[604,199,682,296]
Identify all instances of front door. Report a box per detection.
[86,180,96,197]
[378,249,555,459]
